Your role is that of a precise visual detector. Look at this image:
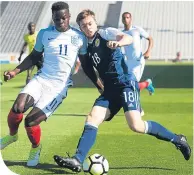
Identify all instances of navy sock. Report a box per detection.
[74,124,98,163]
[146,121,179,144]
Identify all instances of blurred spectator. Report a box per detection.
[18,22,43,85]
[172,52,181,62]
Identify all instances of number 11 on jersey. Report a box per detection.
[59,44,67,55]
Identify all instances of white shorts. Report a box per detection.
[20,76,71,117]
[132,57,145,82]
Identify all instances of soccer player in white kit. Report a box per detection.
[122,12,154,95]
[0,2,92,167]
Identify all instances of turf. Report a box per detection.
[0,64,193,175]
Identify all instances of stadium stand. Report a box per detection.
[0,1,193,61]
[0,1,9,16]
[1,1,45,53]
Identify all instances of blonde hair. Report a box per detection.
[76,9,96,26]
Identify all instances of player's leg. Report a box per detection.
[72,97,121,164]
[25,90,66,166]
[122,84,191,160]
[54,106,109,172]
[24,92,65,149]
[74,105,112,161]
[135,58,154,95]
[0,93,34,150]
[0,77,42,150]
[24,107,46,166]
[53,95,119,172]
[138,79,155,95]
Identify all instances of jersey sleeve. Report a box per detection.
[135,26,149,39]
[34,29,44,52]
[98,27,124,41]
[78,35,87,55]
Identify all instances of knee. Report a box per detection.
[12,102,25,113]
[86,113,95,123]
[128,121,145,133]
[129,123,139,132]
[86,113,103,127]
[25,117,37,127]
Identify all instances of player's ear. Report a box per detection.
[69,13,71,18]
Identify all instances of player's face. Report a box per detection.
[29,24,35,34]
[79,16,97,39]
[52,9,70,32]
[122,14,132,26]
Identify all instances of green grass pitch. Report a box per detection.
[0,64,193,175]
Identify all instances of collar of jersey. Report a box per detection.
[123,25,133,32]
[53,26,71,33]
[88,31,98,44]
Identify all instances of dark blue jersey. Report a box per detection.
[87,28,136,90]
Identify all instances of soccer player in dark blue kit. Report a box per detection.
[54,9,191,173]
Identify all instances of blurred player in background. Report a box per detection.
[18,22,42,84]
[0,1,91,167]
[122,12,154,95]
[54,9,191,173]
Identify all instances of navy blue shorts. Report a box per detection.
[93,81,140,121]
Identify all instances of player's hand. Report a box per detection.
[4,71,16,82]
[107,41,120,49]
[143,51,150,59]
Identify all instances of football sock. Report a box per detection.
[145,121,179,144]
[25,125,41,148]
[138,81,149,90]
[74,124,98,163]
[8,109,23,135]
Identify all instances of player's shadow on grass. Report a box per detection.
[110,166,176,171]
[4,160,76,174]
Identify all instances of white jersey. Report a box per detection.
[122,26,149,81]
[34,26,87,90]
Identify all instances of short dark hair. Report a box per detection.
[122,12,132,18]
[51,1,69,13]
[28,22,35,29]
[76,9,96,26]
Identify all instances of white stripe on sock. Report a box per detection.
[85,122,98,129]
[144,121,148,133]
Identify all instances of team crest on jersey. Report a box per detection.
[71,36,79,46]
[95,38,100,47]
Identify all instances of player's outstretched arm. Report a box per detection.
[107,34,133,49]
[4,49,43,82]
[116,33,133,46]
[79,54,104,91]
